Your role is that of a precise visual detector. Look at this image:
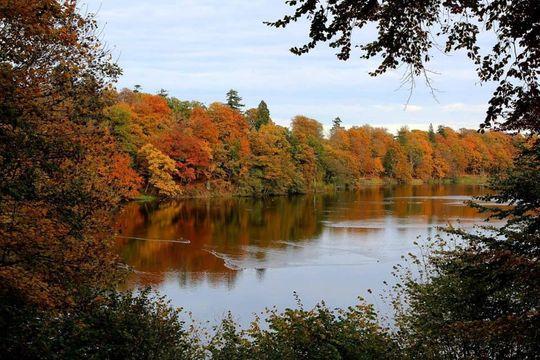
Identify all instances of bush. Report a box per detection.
[1,288,201,360]
[207,296,399,360]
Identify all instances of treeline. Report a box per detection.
[105,88,518,197]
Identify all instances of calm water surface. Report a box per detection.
[116,184,494,325]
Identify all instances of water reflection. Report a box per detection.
[116,185,487,284]
[116,184,495,323]
[116,194,324,287]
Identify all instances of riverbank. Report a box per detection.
[133,175,489,202]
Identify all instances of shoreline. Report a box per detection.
[133,175,489,202]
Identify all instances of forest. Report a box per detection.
[106,88,518,198]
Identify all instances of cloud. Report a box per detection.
[84,0,494,131]
[373,104,422,112]
[441,103,486,113]
[405,105,423,112]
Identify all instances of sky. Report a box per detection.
[83,0,495,133]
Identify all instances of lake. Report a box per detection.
[115,184,494,326]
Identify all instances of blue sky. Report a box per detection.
[84,0,494,133]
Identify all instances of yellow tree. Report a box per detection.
[291,116,325,189]
[249,123,296,194]
[138,144,181,197]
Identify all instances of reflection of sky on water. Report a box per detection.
[116,184,501,326]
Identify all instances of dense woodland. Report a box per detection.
[106,88,518,198]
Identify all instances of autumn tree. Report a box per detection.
[248,123,297,194]
[103,87,518,196]
[0,0,140,311]
[117,90,174,142]
[291,116,325,189]
[399,129,434,180]
[207,103,251,187]
[383,146,412,183]
[158,125,213,185]
[138,144,181,197]
[324,129,358,187]
[370,127,394,175]
[188,106,220,146]
[349,126,377,176]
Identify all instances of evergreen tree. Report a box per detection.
[226,89,244,110]
[254,100,271,130]
[437,125,447,137]
[158,88,168,97]
[428,123,436,143]
[397,126,408,145]
[330,116,343,136]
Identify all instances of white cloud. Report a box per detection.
[372,104,422,112]
[405,105,423,112]
[84,0,495,131]
[441,103,486,113]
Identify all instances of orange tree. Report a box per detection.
[0,1,198,357]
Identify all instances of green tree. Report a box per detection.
[2,289,200,360]
[428,123,435,143]
[330,116,343,137]
[254,100,271,130]
[167,97,205,122]
[226,89,244,110]
[437,125,447,137]
[207,299,398,359]
[104,103,138,157]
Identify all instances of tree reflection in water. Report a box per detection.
[116,184,491,290]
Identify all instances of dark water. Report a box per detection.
[116,184,496,325]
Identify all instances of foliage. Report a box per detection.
[207,297,398,360]
[385,145,539,359]
[269,1,540,358]
[248,123,297,195]
[474,141,540,232]
[0,0,137,309]
[226,89,245,110]
[137,143,181,197]
[167,97,205,121]
[394,181,539,358]
[1,0,536,358]
[106,88,518,197]
[255,100,271,130]
[1,288,201,360]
